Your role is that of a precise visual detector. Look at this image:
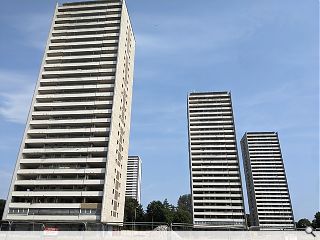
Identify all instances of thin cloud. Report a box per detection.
[1,12,52,50]
[133,2,279,57]
[0,69,35,124]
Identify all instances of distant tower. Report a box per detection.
[3,0,135,229]
[125,156,142,203]
[187,91,246,229]
[241,132,295,230]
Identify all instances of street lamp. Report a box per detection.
[134,207,137,231]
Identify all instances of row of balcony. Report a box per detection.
[55,11,121,23]
[192,165,241,170]
[53,21,120,31]
[36,92,113,101]
[49,39,118,49]
[41,70,116,80]
[256,202,292,206]
[191,150,237,154]
[43,61,116,70]
[193,199,243,204]
[189,101,231,106]
[247,137,278,142]
[12,191,103,197]
[55,11,121,21]
[192,176,241,180]
[189,93,230,100]
[190,131,234,135]
[52,27,120,38]
[17,168,105,175]
[189,114,233,119]
[46,56,117,65]
[191,154,238,159]
[22,146,107,154]
[32,108,111,117]
[40,76,115,86]
[47,46,117,57]
[28,126,109,133]
[20,157,106,164]
[58,3,122,13]
[25,136,108,145]
[194,211,244,216]
[193,193,243,198]
[29,119,110,130]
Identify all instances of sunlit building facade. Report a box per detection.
[241,132,295,230]
[3,0,135,228]
[188,91,246,229]
[125,156,142,203]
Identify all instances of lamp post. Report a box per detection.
[134,207,137,231]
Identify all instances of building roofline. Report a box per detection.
[245,131,278,135]
[188,91,231,96]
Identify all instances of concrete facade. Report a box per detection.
[187,91,246,228]
[241,132,295,230]
[125,156,142,203]
[3,0,135,226]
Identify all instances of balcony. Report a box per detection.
[40,76,115,85]
[43,61,116,69]
[53,21,120,30]
[36,92,113,101]
[22,146,108,154]
[52,27,120,36]
[34,100,113,109]
[14,179,105,186]
[27,127,109,135]
[46,46,118,55]
[29,117,111,126]
[25,137,109,144]
[41,68,116,79]
[46,53,117,62]
[11,191,103,197]
[31,109,112,119]
[17,168,105,175]
[20,157,107,164]
[55,13,121,23]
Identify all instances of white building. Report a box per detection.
[241,132,295,230]
[3,0,135,228]
[125,156,142,203]
[187,91,246,229]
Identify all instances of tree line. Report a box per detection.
[2,196,318,230]
[296,212,320,229]
[0,199,4,219]
[123,194,192,226]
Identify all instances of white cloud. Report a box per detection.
[0,169,12,199]
[133,2,278,58]
[1,12,52,50]
[0,69,35,124]
[0,92,33,124]
[19,13,53,50]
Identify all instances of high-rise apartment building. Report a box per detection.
[241,132,295,229]
[187,91,246,228]
[3,0,135,228]
[125,156,142,203]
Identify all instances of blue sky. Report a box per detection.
[0,0,318,221]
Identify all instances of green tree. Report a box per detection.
[173,209,192,224]
[296,218,311,229]
[146,201,166,223]
[0,199,5,219]
[177,194,192,214]
[312,212,320,229]
[163,199,175,224]
[245,214,252,228]
[124,197,144,222]
[173,194,192,225]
